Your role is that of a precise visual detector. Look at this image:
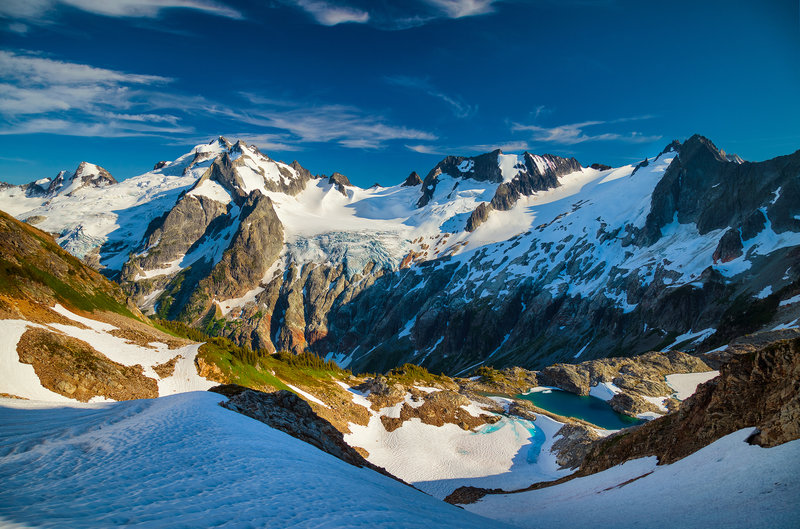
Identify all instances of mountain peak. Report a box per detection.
[41,162,116,196]
[679,134,743,164]
[328,172,352,196]
[402,171,422,187]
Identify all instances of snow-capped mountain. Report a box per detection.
[1,135,798,374]
[0,161,117,204]
[2,171,797,529]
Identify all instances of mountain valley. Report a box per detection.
[0,136,798,528]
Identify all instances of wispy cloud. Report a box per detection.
[407,139,531,157]
[0,50,168,100]
[6,22,29,33]
[460,140,531,152]
[0,50,436,151]
[287,0,369,25]
[279,0,501,29]
[385,75,475,119]
[423,0,499,18]
[218,101,437,149]
[0,50,186,137]
[512,116,660,145]
[406,144,443,155]
[0,0,241,21]
[0,117,193,137]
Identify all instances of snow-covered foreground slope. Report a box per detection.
[466,428,800,528]
[0,392,506,529]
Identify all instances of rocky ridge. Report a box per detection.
[1,135,799,375]
[212,385,399,478]
[445,336,800,505]
[578,337,800,473]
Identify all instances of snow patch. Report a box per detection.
[665,371,719,400]
[779,293,800,307]
[589,381,622,402]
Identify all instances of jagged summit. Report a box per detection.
[328,172,352,196]
[1,134,798,373]
[402,171,422,187]
[28,162,117,198]
[678,134,744,165]
[417,148,582,213]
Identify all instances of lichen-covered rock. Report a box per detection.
[539,351,710,397]
[536,351,711,417]
[608,392,661,416]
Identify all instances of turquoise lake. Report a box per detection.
[517,389,643,430]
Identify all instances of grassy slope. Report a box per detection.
[0,210,136,319]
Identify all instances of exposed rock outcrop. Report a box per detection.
[550,423,602,470]
[17,328,158,401]
[533,351,711,417]
[538,351,710,397]
[378,389,500,432]
[712,228,743,263]
[213,385,405,483]
[639,134,800,245]
[402,171,422,186]
[579,337,800,475]
[446,337,800,506]
[328,172,352,196]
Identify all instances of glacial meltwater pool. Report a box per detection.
[517,389,643,430]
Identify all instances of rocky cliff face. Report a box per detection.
[578,337,800,475]
[2,135,799,375]
[416,148,582,231]
[537,351,710,397]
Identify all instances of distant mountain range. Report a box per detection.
[1,134,798,374]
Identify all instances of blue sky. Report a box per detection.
[0,0,798,187]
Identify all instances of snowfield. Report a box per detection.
[665,371,719,400]
[339,385,570,499]
[0,306,215,401]
[466,429,800,528]
[0,393,506,529]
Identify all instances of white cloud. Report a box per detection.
[0,50,436,150]
[0,0,241,21]
[7,22,29,33]
[422,0,499,18]
[289,0,369,25]
[463,140,531,152]
[512,117,661,145]
[219,102,436,149]
[406,144,442,155]
[0,50,169,88]
[0,117,192,137]
[279,0,500,29]
[0,50,190,137]
[0,51,170,122]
